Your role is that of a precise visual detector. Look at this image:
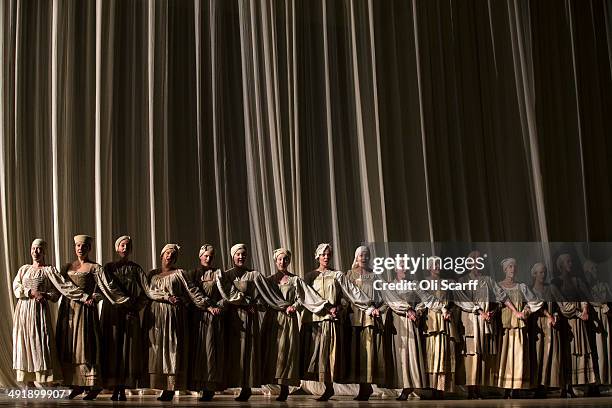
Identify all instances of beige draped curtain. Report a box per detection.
[1,0,611,387]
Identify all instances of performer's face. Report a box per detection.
[395,265,406,280]
[31,245,44,262]
[356,250,370,268]
[75,242,90,258]
[233,249,247,267]
[275,254,290,271]
[504,262,516,279]
[318,248,331,269]
[117,239,131,258]
[533,264,546,284]
[162,250,177,266]
[200,250,214,267]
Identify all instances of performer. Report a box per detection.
[12,239,89,386]
[421,257,459,400]
[382,261,428,400]
[187,244,225,401]
[496,258,542,398]
[456,250,507,399]
[99,236,148,401]
[553,253,597,397]
[144,244,211,401]
[584,260,611,391]
[56,234,132,400]
[302,243,372,402]
[215,243,264,401]
[260,248,331,401]
[529,262,564,397]
[345,246,386,400]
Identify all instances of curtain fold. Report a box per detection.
[1,0,611,387]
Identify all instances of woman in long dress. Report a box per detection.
[215,243,269,401]
[12,239,89,385]
[529,262,563,397]
[553,253,597,397]
[584,259,612,389]
[345,246,386,400]
[261,248,331,401]
[55,234,132,400]
[496,258,542,398]
[302,243,372,401]
[421,257,459,400]
[382,261,428,400]
[187,244,225,401]
[144,243,212,401]
[99,236,148,401]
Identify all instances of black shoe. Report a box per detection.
[353,384,373,401]
[276,385,289,402]
[157,390,175,401]
[199,390,215,402]
[111,387,126,401]
[586,386,601,397]
[316,387,334,402]
[396,388,412,401]
[118,390,127,401]
[235,388,252,402]
[83,388,101,401]
[67,387,84,400]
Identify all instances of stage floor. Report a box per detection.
[2,395,612,407]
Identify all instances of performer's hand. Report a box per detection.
[34,292,46,303]
[168,296,181,305]
[580,311,589,321]
[406,309,417,321]
[84,298,95,307]
[371,308,380,318]
[286,306,296,315]
[207,306,221,315]
[329,307,338,318]
[514,311,525,320]
[547,314,555,327]
[443,311,451,321]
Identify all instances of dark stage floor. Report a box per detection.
[2,394,612,407]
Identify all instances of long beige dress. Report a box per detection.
[554,277,597,386]
[455,273,506,387]
[381,279,428,389]
[216,267,265,388]
[56,264,131,386]
[497,282,542,389]
[144,268,210,390]
[529,284,563,388]
[100,261,148,388]
[187,267,225,391]
[260,271,330,386]
[12,265,89,384]
[302,269,371,383]
[590,281,612,385]
[345,268,386,385]
[421,280,459,392]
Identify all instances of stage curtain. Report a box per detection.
[0,0,611,387]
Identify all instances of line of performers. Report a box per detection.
[12,236,612,401]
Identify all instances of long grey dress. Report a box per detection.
[260,271,330,386]
[144,268,210,390]
[12,264,89,384]
[100,260,149,388]
[187,267,226,391]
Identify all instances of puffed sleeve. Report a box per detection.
[44,265,89,302]
[13,265,30,299]
[178,269,209,309]
[520,283,543,313]
[334,271,373,313]
[93,264,130,305]
[216,272,252,305]
[293,276,330,314]
[252,272,291,311]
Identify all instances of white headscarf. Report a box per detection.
[351,245,370,269]
[500,257,517,273]
[199,244,214,258]
[273,247,292,262]
[31,238,47,249]
[230,243,247,258]
[314,243,332,260]
[74,234,93,245]
[160,243,180,257]
[114,235,131,251]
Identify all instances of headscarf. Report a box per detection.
[273,247,292,262]
[351,245,370,269]
[230,243,247,258]
[160,243,181,257]
[556,253,571,273]
[530,262,546,278]
[114,235,131,251]
[501,257,517,273]
[31,238,47,250]
[314,243,332,260]
[74,234,93,246]
[199,244,214,258]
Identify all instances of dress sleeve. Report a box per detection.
[520,283,543,313]
[334,271,373,312]
[252,272,291,311]
[216,273,251,305]
[13,265,30,299]
[44,266,89,302]
[293,276,330,314]
[93,264,130,305]
[178,270,209,309]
